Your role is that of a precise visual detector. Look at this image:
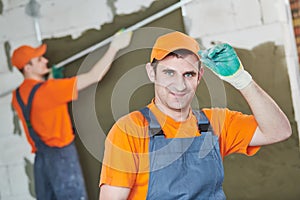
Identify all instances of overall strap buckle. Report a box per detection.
[139,107,213,136]
[192,110,212,133]
[139,107,163,137]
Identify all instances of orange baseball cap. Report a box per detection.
[150,31,200,62]
[11,44,47,70]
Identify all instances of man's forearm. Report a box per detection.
[76,45,118,91]
[240,81,292,145]
[76,30,132,91]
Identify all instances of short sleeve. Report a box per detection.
[36,77,78,108]
[203,108,260,158]
[100,111,149,188]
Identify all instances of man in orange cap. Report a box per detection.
[99,31,291,199]
[11,30,132,200]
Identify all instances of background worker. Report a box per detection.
[99,31,291,199]
[11,30,132,200]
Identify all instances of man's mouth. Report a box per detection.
[170,91,186,98]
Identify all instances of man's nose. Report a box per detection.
[173,75,187,91]
[43,57,48,63]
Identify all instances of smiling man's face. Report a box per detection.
[147,52,203,118]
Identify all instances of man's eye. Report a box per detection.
[184,72,196,78]
[164,70,174,76]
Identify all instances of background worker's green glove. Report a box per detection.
[198,43,252,90]
[50,65,64,79]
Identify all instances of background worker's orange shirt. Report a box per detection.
[100,101,260,199]
[12,77,78,153]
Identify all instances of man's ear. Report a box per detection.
[197,66,204,83]
[146,63,155,82]
[23,63,32,73]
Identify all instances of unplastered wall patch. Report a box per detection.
[0,0,3,14]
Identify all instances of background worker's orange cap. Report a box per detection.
[11,44,47,70]
[150,31,200,62]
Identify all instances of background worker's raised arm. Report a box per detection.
[76,30,132,91]
[199,43,292,146]
[99,185,130,200]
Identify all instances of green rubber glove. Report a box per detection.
[198,43,252,90]
[51,65,64,79]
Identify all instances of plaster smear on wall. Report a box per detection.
[0,0,3,15]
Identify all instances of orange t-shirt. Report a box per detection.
[100,101,260,199]
[11,78,78,153]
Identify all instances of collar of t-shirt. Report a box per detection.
[148,101,200,138]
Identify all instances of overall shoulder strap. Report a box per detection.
[193,110,220,159]
[16,83,46,150]
[139,107,163,137]
[15,83,43,127]
[192,110,212,133]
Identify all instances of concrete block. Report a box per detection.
[1,195,35,200]
[2,0,27,10]
[0,68,23,97]
[261,0,286,23]
[0,94,25,140]
[0,134,34,165]
[183,0,236,37]
[184,0,287,40]
[0,8,35,41]
[0,96,16,137]
[0,92,12,104]
[0,162,34,200]
[0,165,11,196]
[0,42,9,73]
[199,23,284,50]
[8,162,33,197]
[233,0,262,29]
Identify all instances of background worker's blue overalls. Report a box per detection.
[16,83,87,200]
[140,107,226,200]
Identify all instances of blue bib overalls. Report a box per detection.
[140,107,226,200]
[16,83,87,200]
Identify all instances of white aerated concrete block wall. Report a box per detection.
[0,95,35,200]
